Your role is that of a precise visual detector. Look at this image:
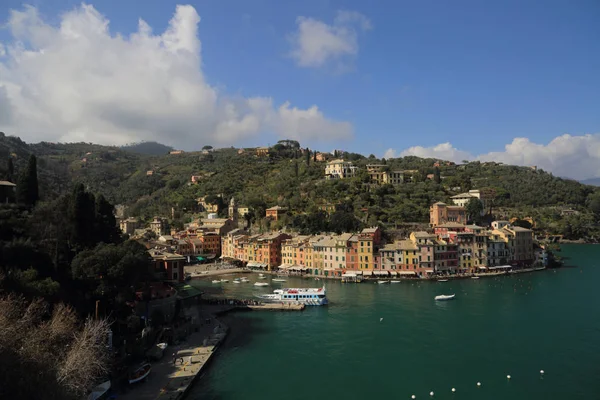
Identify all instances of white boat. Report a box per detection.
[438,279,449,282]
[435,294,455,301]
[233,281,241,284]
[390,280,401,283]
[87,380,111,400]
[212,280,221,284]
[157,342,168,350]
[257,286,328,306]
[471,276,480,280]
[254,282,269,287]
[220,279,229,283]
[272,278,286,282]
[128,363,151,384]
[377,280,389,284]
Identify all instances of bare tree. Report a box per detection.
[0,295,110,400]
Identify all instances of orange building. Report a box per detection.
[429,202,467,227]
[199,232,221,256]
[265,206,288,221]
[149,249,185,282]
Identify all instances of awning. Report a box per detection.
[398,271,417,275]
[425,269,434,273]
[488,265,511,270]
[373,270,388,275]
[363,271,373,276]
[389,271,398,276]
[342,273,357,277]
[478,266,487,270]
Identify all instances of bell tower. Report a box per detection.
[228,197,238,222]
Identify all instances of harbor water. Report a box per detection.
[189,245,600,400]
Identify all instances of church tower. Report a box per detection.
[228,197,238,222]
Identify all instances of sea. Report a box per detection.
[189,245,600,400]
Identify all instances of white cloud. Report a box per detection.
[288,10,371,68]
[382,148,397,159]
[386,135,600,180]
[0,4,352,148]
[400,142,474,163]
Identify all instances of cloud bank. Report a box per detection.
[385,134,600,180]
[0,4,353,148]
[288,10,371,69]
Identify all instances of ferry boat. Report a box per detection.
[257,286,328,306]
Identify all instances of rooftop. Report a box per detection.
[450,192,477,199]
[266,206,287,211]
[436,222,466,228]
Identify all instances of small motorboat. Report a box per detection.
[220,279,229,283]
[254,282,269,287]
[233,280,241,284]
[128,363,151,384]
[390,280,401,283]
[438,279,448,282]
[435,294,455,301]
[272,278,286,282]
[87,380,111,400]
[471,276,480,280]
[377,280,389,284]
[258,276,267,280]
[212,280,221,284]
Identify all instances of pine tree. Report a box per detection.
[306,148,311,166]
[16,155,39,206]
[7,157,14,182]
[313,152,317,163]
[294,161,299,178]
[433,167,441,184]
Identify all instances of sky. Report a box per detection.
[0,0,599,179]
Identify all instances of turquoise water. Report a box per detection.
[190,245,599,400]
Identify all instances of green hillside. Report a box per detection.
[1,134,599,240]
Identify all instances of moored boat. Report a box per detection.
[257,286,328,306]
[377,280,389,284]
[435,294,455,301]
[87,380,110,400]
[220,279,229,283]
[272,278,286,282]
[390,280,401,283]
[233,280,241,284]
[254,282,269,287]
[212,280,221,284]
[438,279,448,282]
[471,276,480,279]
[128,363,151,384]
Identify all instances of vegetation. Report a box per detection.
[1,133,599,240]
[0,296,110,400]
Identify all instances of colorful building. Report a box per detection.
[149,249,185,282]
[265,206,288,221]
[429,202,467,227]
[325,159,358,179]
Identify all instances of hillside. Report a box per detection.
[1,134,599,239]
[121,141,174,155]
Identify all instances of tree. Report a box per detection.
[168,179,181,189]
[588,191,600,217]
[512,219,533,229]
[0,296,110,400]
[305,148,311,166]
[465,198,484,223]
[294,161,299,178]
[433,167,441,184]
[313,152,317,163]
[16,155,39,206]
[202,145,213,151]
[6,157,14,182]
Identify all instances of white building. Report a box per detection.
[325,159,357,179]
[451,189,485,214]
[491,220,509,230]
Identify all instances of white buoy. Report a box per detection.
[540,370,544,374]
[380,318,383,322]
[507,375,511,379]
[451,388,456,392]
[477,382,481,387]
[411,396,416,399]
[430,391,434,396]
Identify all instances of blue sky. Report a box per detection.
[1,1,599,178]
